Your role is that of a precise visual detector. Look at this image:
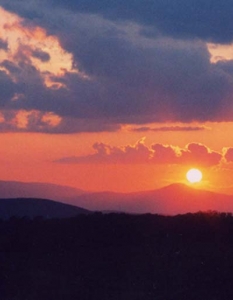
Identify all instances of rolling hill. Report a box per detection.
[0,198,90,219]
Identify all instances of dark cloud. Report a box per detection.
[1,60,21,74]
[0,109,120,134]
[2,0,233,43]
[0,38,8,51]
[59,30,233,123]
[131,126,209,132]
[50,118,120,134]
[31,49,50,62]
[0,70,18,105]
[0,3,233,133]
[77,0,233,43]
[56,140,222,166]
[0,110,59,133]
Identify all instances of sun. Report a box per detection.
[186,168,202,183]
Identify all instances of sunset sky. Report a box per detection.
[1,1,233,194]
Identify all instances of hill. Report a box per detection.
[0,198,90,219]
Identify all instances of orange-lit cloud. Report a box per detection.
[208,43,233,63]
[56,139,223,166]
[0,6,82,88]
[223,148,233,163]
[0,109,62,132]
[180,143,222,167]
[0,109,121,133]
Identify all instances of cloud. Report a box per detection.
[31,48,50,62]
[151,144,180,164]
[57,139,153,164]
[0,69,18,105]
[0,38,8,50]
[56,140,222,166]
[58,21,232,124]
[180,143,222,167]
[0,4,233,133]
[3,0,233,43]
[224,148,233,162]
[131,126,209,132]
[0,109,61,133]
[151,143,222,166]
[0,109,120,134]
[7,11,233,123]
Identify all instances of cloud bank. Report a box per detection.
[0,2,233,132]
[3,0,233,43]
[56,139,223,166]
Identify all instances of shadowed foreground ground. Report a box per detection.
[1,212,233,300]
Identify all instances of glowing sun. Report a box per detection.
[186,168,202,183]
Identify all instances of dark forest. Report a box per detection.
[1,212,233,299]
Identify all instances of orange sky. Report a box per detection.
[0,122,232,194]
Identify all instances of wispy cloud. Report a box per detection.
[131,126,210,132]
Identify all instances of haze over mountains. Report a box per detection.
[0,180,85,201]
[72,183,233,215]
[1,180,233,216]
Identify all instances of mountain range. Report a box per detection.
[1,180,233,216]
[71,183,233,214]
[0,180,85,201]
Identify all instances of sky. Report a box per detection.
[1,1,233,193]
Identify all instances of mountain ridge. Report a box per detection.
[0,197,90,219]
[0,180,86,202]
[1,180,233,215]
[72,183,233,215]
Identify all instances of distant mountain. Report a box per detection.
[0,198,90,219]
[71,183,233,215]
[0,180,86,202]
[1,181,233,215]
